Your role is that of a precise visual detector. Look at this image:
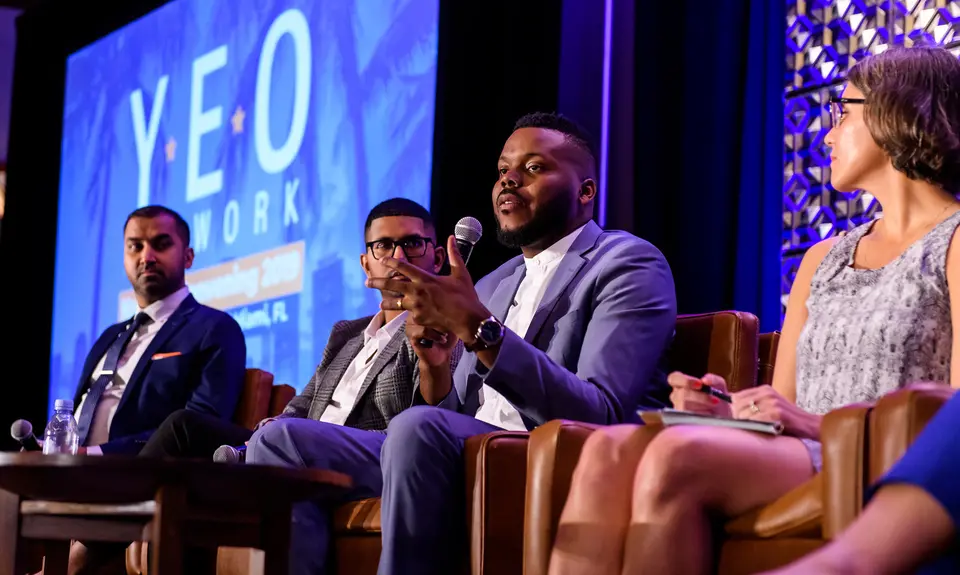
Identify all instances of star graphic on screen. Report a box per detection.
[165,137,177,162]
[231,106,246,134]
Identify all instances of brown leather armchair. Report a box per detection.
[717,384,956,573]
[524,312,760,575]
[125,368,293,575]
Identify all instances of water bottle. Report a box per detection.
[42,399,79,455]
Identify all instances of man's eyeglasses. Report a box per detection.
[829,96,865,126]
[366,236,434,260]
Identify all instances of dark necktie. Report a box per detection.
[76,312,151,446]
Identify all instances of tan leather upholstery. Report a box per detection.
[467,431,529,575]
[758,331,780,386]
[232,368,275,430]
[867,385,954,484]
[524,420,620,575]
[667,311,759,392]
[724,474,822,539]
[125,369,283,575]
[269,384,295,422]
[523,311,760,575]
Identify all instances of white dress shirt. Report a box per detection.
[320,311,408,425]
[474,224,587,430]
[80,286,191,454]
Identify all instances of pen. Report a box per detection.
[699,383,732,404]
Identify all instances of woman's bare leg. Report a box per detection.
[622,427,815,575]
[763,483,955,575]
[548,425,660,575]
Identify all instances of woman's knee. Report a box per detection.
[570,425,648,489]
[632,427,715,503]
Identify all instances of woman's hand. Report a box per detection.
[667,372,732,418]
[732,385,821,439]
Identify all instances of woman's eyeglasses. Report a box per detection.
[829,96,865,126]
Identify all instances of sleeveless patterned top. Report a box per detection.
[795,211,960,415]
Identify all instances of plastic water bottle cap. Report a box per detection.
[54,399,74,412]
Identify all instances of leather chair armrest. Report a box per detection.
[724,474,822,539]
[820,402,873,539]
[523,420,601,575]
[464,430,530,575]
[868,385,955,484]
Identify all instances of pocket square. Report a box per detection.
[151,351,182,360]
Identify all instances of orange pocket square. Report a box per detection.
[151,352,182,360]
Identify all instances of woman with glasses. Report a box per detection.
[547,46,960,575]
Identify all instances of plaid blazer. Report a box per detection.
[278,316,462,431]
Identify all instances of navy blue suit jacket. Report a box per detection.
[73,294,246,454]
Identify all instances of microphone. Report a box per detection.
[453,216,483,266]
[10,420,42,452]
[213,444,246,463]
[419,217,484,348]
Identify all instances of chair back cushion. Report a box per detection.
[667,311,759,392]
[758,332,780,387]
[233,368,275,430]
[269,384,296,418]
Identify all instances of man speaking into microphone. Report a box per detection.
[247,112,678,575]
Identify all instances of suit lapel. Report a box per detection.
[115,296,199,414]
[346,325,407,420]
[489,265,526,322]
[523,221,603,343]
[314,335,364,413]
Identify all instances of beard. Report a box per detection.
[496,190,576,249]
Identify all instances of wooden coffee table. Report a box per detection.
[0,452,352,575]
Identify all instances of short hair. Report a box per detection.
[124,205,191,246]
[364,198,435,241]
[846,46,960,194]
[513,112,597,175]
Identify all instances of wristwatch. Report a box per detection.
[465,315,505,352]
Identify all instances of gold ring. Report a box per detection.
[749,401,760,414]
[396,298,403,310]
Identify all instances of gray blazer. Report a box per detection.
[280,317,462,431]
[440,220,676,429]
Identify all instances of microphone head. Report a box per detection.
[212,444,240,463]
[10,419,32,441]
[454,217,483,246]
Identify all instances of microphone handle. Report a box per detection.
[419,240,475,349]
[21,434,42,452]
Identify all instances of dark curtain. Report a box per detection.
[623,0,784,332]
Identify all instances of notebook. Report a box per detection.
[639,408,784,435]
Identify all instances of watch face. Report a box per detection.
[479,319,504,343]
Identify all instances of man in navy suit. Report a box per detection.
[65,205,245,573]
[72,205,246,455]
[248,112,677,574]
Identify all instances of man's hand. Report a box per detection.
[406,315,458,404]
[366,235,490,344]
[406,316,459,367]
[76,447,87,455]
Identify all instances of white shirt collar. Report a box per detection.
[139,286,190,324]
[523,223,588,272]
[363,311,408,343]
